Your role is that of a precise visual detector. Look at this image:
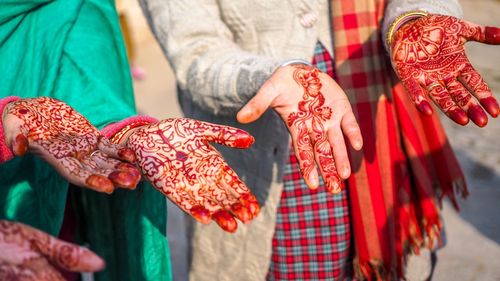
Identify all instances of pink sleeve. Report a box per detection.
[0,96,21,163]
[101,115,158,138]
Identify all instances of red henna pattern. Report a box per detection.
[0,220,101,280]
[126,118,258,228]
[6,98,98,158]
[286,66,341,193]
[391,15,497,124]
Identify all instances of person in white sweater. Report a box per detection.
[139,0,500,280]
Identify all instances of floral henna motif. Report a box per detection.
[125,118,259,232]
[391,15,500,127]
[3,97,140,191]
[286,66,341,193]
[0,220,104,280]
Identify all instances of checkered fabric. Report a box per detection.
[267,42,352,281]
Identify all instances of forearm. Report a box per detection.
[383,0,463,51]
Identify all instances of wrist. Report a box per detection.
[0,96,21,163]
[101,115,158,145]
[386,11,428,49]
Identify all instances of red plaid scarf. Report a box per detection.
[330,1,467,279]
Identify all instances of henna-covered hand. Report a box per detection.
[2,97,141,193]
[121,118,259,233]
[391,14,500,127]
[237,65,363,193]
[0,220,105,281]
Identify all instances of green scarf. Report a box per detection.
[0,0,171,279]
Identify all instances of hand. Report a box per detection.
[123,118,259,233]
[237,65,363,193]
[390,14,500,127]
[0,220,105,281]
[2,97,141,193]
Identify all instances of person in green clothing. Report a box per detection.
[0,0,261,280]
[0,0,173,280]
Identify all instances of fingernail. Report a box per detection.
[86,175,114,194]
[418,101,433,116]
[233,134,255,148]
[468,105,488,127]
[12,134,28,156]
[190,206,211,224]
[118,148,136,163]
[341,167,351,179]
[80,249,106,272]
[212,210,238,233]
[240,194,260,217]
[116,163,141,181]
[449,109,469,126]
[231,203,253,223]
[108,171,138,189]
[485,26,500,43]
[480,96,500,118]
[325,176,342,194]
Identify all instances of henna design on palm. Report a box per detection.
[391,14,500,127]
[125,118,259,233]
[287,66,341,192]
[0,220,104,281]
[2,97,140,192]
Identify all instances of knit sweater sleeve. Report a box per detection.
[382,0,463,51]
[139,0,281,116]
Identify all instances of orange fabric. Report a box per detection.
[330,1,467,279]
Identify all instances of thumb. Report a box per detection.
[237,79,279,124]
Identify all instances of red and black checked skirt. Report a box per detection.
[267,42,352,280]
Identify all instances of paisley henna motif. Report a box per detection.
[2,97,140,191]
[0,220,104,280]
[125,118,259,233]
[286,66,341,193]
[391,15,500,127]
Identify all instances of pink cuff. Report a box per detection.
[0,96,21,163]
[101,115,158,138]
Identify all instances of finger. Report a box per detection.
[327,126,350,179]
[17,259,66,281]
[341,111,363,151]
[459,20,500,44]
[290,124,319,189]
[445,79,488,127]
[459,64,500,118]
[97,137,136,163]
[312,138,342,193]
[215,165,256,223]
[427,82,469,125]
[90,150,141,181]
[195,120,255,148]
[80,154,139,189]
[58,157,115,193]
[401,78,434,116]
[20,223,105,272]
[212,210,238,233]
[237,80,279,124]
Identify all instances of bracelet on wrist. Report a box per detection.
[386,10,429,47]
[110,121,152,144]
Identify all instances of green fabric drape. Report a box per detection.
[0,0,171,280]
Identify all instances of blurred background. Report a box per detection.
[118,0,500,280]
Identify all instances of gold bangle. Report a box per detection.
[386,11,428,47]
[110,121,151,144]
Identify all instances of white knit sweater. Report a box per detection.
[140,0,461,116]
